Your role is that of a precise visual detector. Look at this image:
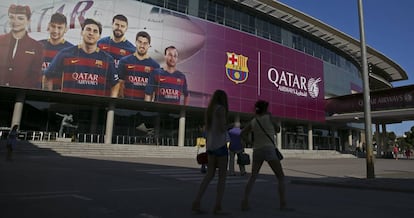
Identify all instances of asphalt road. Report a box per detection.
[1,153,413,218]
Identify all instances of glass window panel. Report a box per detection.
[216,2,225,24]
[177,0,188,13]
[142,0,164,7]
[198,0,208,18]
[166,0,178,11]
[207,2,216,22]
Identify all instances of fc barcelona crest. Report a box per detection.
[95,60,103,68]
[225,52,249,84]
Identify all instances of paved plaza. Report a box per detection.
[0,145,413,218]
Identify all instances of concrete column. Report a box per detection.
[356,130,360,151]
[104,103,115,144]
[276,121,282,149]
[330,128,337,150]
[381,124,387,152]
[11,92,25,127]
[375,124,381,157]
[348,129,353,151]
[308,123,313,150]
[90,106,99,133]
[154,114,160,145]
[178,108,186,147]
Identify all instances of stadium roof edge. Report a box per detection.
[235,0,408,85]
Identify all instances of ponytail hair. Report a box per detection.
[255,100,269,115]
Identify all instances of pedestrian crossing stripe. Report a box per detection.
[136,168,268,184]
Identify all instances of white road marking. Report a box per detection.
[138,167,268,185]
[0,190,81,197]
[110,187,161,192]
[135,168,193,173]
[0,190,92,201]
[139,213,160,218]
[18,194,92,201]
[71,194,93,201]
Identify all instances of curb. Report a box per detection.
[290,178,414,193]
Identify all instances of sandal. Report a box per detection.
[241,200,250,211]
[192,201,206,214]
[213,206,230,215]
[280,204,295,212]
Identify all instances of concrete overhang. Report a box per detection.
[326,108,414,124]
[235,0,408,87]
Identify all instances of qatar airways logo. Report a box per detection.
[267,67,321,98]
[128,76,148,86]
[72,72,99,85]
[160,88,179,99]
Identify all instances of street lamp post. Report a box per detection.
[358,0,375,179]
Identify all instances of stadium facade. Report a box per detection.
[0,0,409,152]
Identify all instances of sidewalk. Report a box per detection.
[93,155,414,194]
[1,151,413,218]
[2,141,414,195]
[290,177,414,193]
[283,157,414,194]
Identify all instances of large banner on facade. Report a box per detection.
[0,0,325,122]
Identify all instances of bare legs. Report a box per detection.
[229,151,246,175]
[192,154,228,213]
[6,144,13,161]
[267,159,287,208]
[242,159,287,210]
[241,160,263,210]
[228,151,236,175]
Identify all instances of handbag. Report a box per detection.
[197,152,208,164]
[275,147,284,160]
[255,118,284,160]
[196,141,208,164]
[237,152,250,165]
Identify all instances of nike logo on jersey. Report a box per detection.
[71,59,80,64]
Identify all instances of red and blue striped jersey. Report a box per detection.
[97,36,135,68]
[118,54,160,100]
[39,39,73,89]
[40,39,74,71]
[145,68,188,105]
[44,45,119,96]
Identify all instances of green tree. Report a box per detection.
[399,126,414,150]
[388,132,396,142]
[372,131,396,153]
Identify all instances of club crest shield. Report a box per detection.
[225,52,249,84]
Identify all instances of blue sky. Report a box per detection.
[278,0,413,136]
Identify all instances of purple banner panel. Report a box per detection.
[0,0,325,122]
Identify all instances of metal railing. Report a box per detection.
[3,130,194,146]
